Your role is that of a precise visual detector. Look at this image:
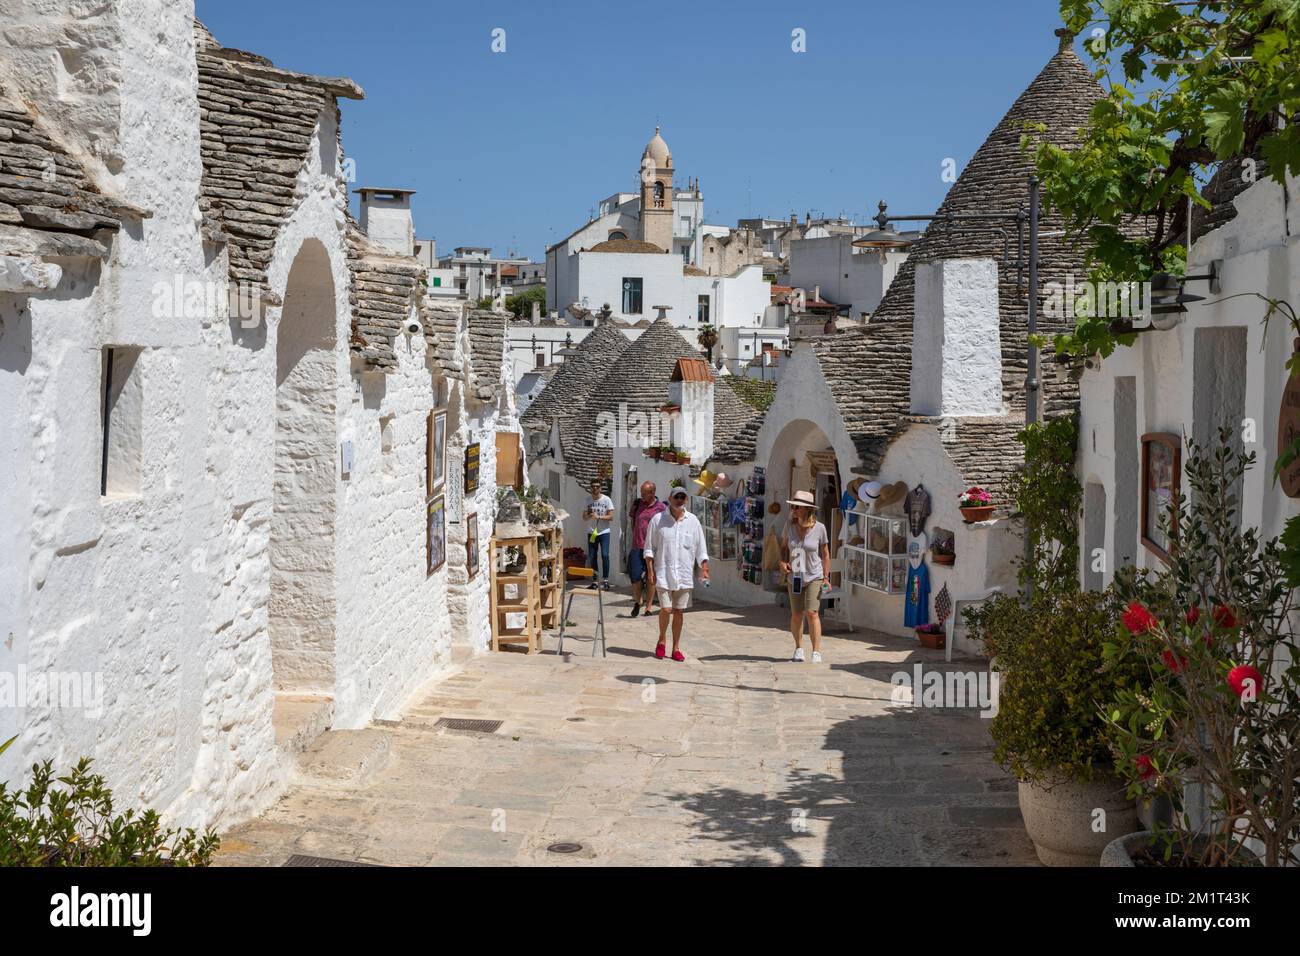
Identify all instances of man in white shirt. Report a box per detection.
[643,487,709,662]
[583,479,614,589]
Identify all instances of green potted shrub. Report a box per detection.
[966,589,1147,865]
[662,445,678,463]
[1100,431,1298,867]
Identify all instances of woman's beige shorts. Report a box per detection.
[788,578,824,613]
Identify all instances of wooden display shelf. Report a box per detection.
[489,534,542,653]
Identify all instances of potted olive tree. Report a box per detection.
[1100,432,1298,867]
[966,590,1147,865]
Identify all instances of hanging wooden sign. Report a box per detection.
[1280,340,1300,497]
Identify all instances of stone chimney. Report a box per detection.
[910,258,1003,417]
[355,188,416,256]
[667,357,715,462]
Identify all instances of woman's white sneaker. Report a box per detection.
[792,648,806,662]
[811,651,823,664]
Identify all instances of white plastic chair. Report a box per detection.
[944,586,1002,662]
[821,557,854,633]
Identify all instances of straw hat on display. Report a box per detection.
[693,469,717,492]
[785,490,817,509]
[876,480,909,508]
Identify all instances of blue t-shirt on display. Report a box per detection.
[904,561,930,628]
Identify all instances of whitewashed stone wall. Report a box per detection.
[0,0,458,829]
[1077,170,1300,585]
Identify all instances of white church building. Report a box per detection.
[544,130,771,337]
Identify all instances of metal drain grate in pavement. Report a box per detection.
[546,842,584,854]
[433,717,503,735]
[283,854,380,867]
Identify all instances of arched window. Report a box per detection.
[653,182,664,206]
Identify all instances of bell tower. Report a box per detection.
[638,127,674,253]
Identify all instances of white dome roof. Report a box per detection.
[642,127,671,166]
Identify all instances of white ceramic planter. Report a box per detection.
[1018,772,1138,866]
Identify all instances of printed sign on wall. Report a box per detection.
[465,441,481,496]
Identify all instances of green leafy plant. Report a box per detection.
[1032,1,1300,359]
[727,376,777,410]
[0,735,15,759]
[1103,429,1300,866]
[505,286,546,320]
[696,323,719,362]
[0,757,218,866]
[966,589,1147,785]
[1009,415,1083,594]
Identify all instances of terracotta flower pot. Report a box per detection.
[915,626,945,649]
[647,448,660,460]
[678,455,691,465]
[960,505,995,523]
[933,552,955,566]
[664,452,678,463]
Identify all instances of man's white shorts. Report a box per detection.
[656,588,693,610]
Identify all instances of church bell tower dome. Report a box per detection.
[642,127,672,167]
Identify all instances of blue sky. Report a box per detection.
[196,0,1074,260]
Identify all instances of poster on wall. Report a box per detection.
[428,409,447,495]
[465,441,481,496]
[466,512,480,578]
[427,495,446,576]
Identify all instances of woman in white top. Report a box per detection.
[778,490,831,663]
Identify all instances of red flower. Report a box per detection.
[1228,665,1263,700]
[1185,606,1201,627]
[1123,601,1157,635]
[1161,649,1188,673]
[1211,604,1238,629]
[1135,754,1156,781]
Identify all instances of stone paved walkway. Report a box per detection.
[217,591,1036,866]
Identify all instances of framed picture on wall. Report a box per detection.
[1141,432,1181,562]
[428,409,447,496]
[720,529,738,561]
[427,495,446,576]
[466,512,480,579]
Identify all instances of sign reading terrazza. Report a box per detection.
[1279,341,1300,498]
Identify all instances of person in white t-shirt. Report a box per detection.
[643,488,709,662]
[583,479,615,588]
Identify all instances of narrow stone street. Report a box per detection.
[217,592,1035,866]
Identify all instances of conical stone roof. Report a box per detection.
[564,318,708,486]
[522,320,632,435]
[810,34,1103,500]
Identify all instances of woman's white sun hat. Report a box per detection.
[785,490,817,508]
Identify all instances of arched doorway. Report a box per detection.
[270,239,338,693]
[768,418,841,529]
